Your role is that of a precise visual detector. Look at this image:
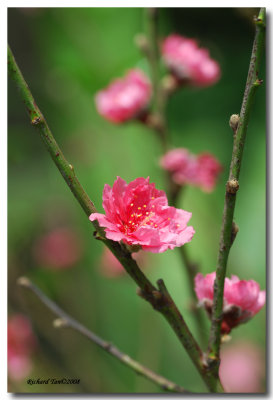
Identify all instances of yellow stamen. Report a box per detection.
[130,203,134,207]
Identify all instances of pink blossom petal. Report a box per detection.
[219,341,265,393]
[224,279,260,311]
[90,176,194,253]
[194,272,216,302]
[33,228,83,269]
[8,315,36,382]
[95,69,151,123]
[194,272,265,332]
[162,34,221,87]
[160,148,222,192]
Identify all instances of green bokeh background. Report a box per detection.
[8,7,266,393]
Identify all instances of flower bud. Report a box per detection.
[229,114,240,132]
[226,179,239,194]
[161,75,178,95]
[161,34,221,87]
[134,34,149,53]
[194,272,265,334]
[160,148,223,192]
[95,69,152,124]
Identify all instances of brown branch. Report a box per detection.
[207,7,266,370]
[17,277,189,393]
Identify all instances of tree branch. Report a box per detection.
[17,277,188,394]
[169,186,207,347]
[8,44,223,392]
[7,45,155,296]
[207,8,265,366]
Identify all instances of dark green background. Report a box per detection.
[8,8,266,393]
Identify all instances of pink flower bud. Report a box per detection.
[194,272,265,333]
[161,34,221,87]
[8,314,36,381]
[100,247,147,278]
[90,176,195,253]
[219,341,265,393]
[95,69,152,123]
[33,228,83,269]
[160,148,222,192]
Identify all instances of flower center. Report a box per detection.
[122,202,157,234]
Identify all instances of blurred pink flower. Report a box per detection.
[33,228,83,269]
[100,247,147,278]
[219,341,265,393]
[195,153,223,192]
[95,69,151,123]
[162,34,221,86]
[194,272,265,333]
[160,148,222,192]
[8,314,36,381]
[90,176,195,253]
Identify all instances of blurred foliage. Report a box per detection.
[8,7,265,393]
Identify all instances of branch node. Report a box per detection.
[230,221,239,246]
[221,333,232,343]
[152,290,163,301]
[134,33,150,54]
[136,287,145,298]
[229,114,240,133]
[146,113,165,133]
[161,75,178,96]
[53,318,68,328]
[253,78,263,87]
[254,15,266,28]
[103,342,112,351]
[93,230,105,241]
[31,116,42,126]
[17,276,31,288]
[226,179,239,194]
[203,354,220,371]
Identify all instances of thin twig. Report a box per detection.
[144,11,207,347]
[207,8,265,367]
[170,186,207,347]
[8,44,223,392]
[17,277,189,394]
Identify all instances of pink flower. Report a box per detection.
[219,341,265,393]
[196,153,223,192]
[8,314,36,381]
[33,228,83,269]
[160,148,222,192]
[95,69,152,123]
[100,247,147,278]
[194,272,265,333]
[161,34,221,86]
[90,177,195,253]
